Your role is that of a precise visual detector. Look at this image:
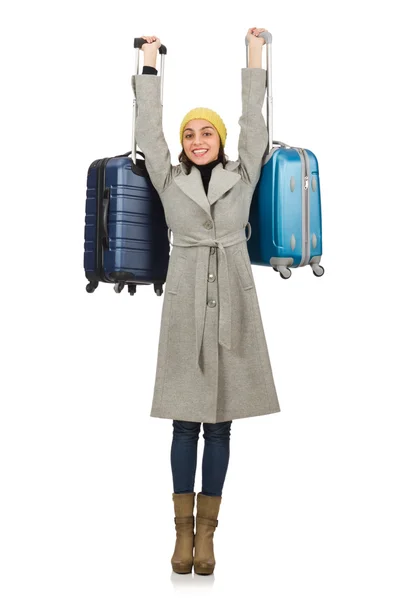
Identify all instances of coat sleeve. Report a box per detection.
[130,74,173,194]
[237,68,268,189]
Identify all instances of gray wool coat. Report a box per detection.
[131,67,280,424]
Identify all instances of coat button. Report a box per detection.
[207,299,216,308]
[210,247,216,254]
[208,273,216,282]
[204,220,213,229]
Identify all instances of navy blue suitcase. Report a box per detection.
[84,40,169,295]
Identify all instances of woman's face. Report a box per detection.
[182,119,220,165]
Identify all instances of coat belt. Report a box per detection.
[168,223,251,366]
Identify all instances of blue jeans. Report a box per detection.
[171,420,232,496]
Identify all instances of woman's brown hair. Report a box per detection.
[178,142,229,175]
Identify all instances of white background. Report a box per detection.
[1,0,396,598]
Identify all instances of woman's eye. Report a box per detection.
[185,132,211,139]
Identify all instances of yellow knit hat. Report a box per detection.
[180,107,227,148]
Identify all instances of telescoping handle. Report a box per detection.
[245,30,273,153]
[131,38,168,164]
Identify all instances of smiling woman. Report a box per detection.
[183,121,219,163]
[178,135,229,174]
[185,126,214,154]
[132,27,278,578]
[178,107,227,167]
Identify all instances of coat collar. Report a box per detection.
[174,160,241,217]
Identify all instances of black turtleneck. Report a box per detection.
[194,156,222,195]
[142,65,223,196]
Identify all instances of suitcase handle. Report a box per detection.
[131,39,166,165]
[273,140,291,148]
[134,37,167,54]
[245,30,273,153]
[102,188,110,249]
[115,150,145,159]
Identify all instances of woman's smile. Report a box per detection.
[192,149,209,157]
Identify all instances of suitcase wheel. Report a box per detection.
[114,282,125,293]
[312,264,325,277]
[86,281,99,293]
[272,265,292,279]
[279,267,291,280]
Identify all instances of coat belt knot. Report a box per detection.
[168,223,251,366]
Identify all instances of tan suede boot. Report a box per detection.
[193,492,222,575]
[171,492,196,574]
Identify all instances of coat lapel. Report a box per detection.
[174,161,241,217]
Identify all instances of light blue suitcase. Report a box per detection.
[246,31,325,279]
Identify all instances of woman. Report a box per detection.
[132,28,280,576]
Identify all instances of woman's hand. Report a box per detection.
[246,28,267,46]
[140,35,162,51]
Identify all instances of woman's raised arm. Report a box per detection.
[237,28,268,189]
[131,37,173,194]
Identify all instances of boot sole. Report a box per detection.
[194,563,215,575]
[172,562,193,574]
